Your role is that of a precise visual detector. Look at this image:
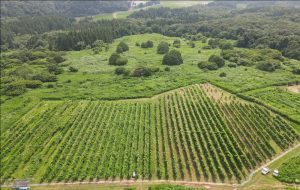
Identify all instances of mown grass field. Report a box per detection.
[1,84,299,185]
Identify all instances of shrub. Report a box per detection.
[4,81,26,96]
[69,66,78,72]
[162,49,183,66]
[147,41,154,48]
[123,69,130,76]
[141,43,148,48]
[208,55,225,68]
[228,63,237,68]
[198,61,218,70]
[28,51,46,60]
[47,84,54,88]
[47,64,64,75]
[157,41,169,54]
[109,53,121,65]
[237,58,253,66]
[116,46,123,53]
[202,45,212,49]
[292,67,300,74]
[22,80,43,88]
[173,39,181,45]
[149,66,159,72]
[173,44,181,48]
[135,42,140,46]
[118,41,129,51]
[132,67,152,77]
[219,42,234,50]
[198,50,201,53]
[189,41,195,48]
[165,67,170,71]
[116,58,128,66]
[53,55,65,63]
[219,72,227,77]
[256,60,281,72]
[202,38,207,43]
[30,59,47,65]
[67,79,72,83]
[115,67,126,75]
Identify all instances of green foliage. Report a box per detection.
[141,42,148,48]
[10,65,33,79]
[118,41,129,52]
[198,61,218,70]
[135,42,140,46]
[69,66,78,72]
[116,58,128,66]
[116,46,123,53]
[208,55,225,68]
[109,53,121,65]
[4,81,26,96]
[31,71,57,82]
[275,156,300,183]
[293,67,300,75]
[149,184,209,190]
[47,84,54,88]
[149,66,160,72]
[115,67,126,75]
[219,42,234,50]
[132,66,152,77]
[256,60,281,72]
[53,55,65,63]
[47,64,64,75]
[162,49,183,66]
[198,50,201,53]
[147,40,154,48]
[219,72,227,77]
[28,51,47,61]
[228,63,237,68]
[165,67,170,71]
[157,41,169,54]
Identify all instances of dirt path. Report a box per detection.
[2,137,299,189]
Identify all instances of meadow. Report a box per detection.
[1,84,299,184]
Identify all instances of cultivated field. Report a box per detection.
[1,84,299,184]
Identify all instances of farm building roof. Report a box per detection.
[12,179,31,189]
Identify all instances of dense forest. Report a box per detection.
[0,1,131,17]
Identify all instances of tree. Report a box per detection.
[141,42,148,48]
[151,24,162,33]
[162,49,183,66]
[115,67,126,75]
[198,61,218,70]
[157,41,169,54]
[53,55,65,63]
[116,58,128,66]
[219,42,233,50]
[147,40,153,48]
[189,41,195,48]
[116,46,123,53]
[208,55,225,68]
[173,39,181,48]
[118,41,129,51]
[219,72,227,77]
[47,64,64,75]
[132,66,152,77]
[135,42,140,46]
[109,53,121,65]
[69,66,78,72]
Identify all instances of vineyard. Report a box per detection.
[1,84,299,183]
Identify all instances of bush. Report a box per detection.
[256,60,281,72]
[219,42,234,50]
[22,80,43,88]
[198,61,218,70]
[162,49,183,66]
[141,42,148,48]
[202,38,207,43]
[116,46,123,53]
[173,39,181,45]
[219,72,227,77]
[53,55,65,63]
[115,67,126,75]
[208,55,225,68]
[157,41,169,54]
[47,64,64,75]
[202,45,212,49]
[31,71,57,82]
[109,53,121,65]
[123,69,130,76]
[67,79,72,83]
[237,58,253,66]
[4,81,26,96]
[47,84,54,88]
[132,67,152,77]
[173,44,181,48]
[198,50,201,53]
[149,66,159,72]
[30,59,47,65]
[165,67,170,71]
[69,66,78,72]
[118,41,129,52]
[116,58,128,66]
[189,41,195,48]
[28,51,46,60]
[135,42,140,46]
[293,67,300,74]
[228,63,237,68]
[147,41,153,48]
